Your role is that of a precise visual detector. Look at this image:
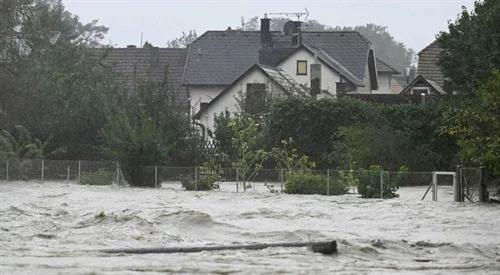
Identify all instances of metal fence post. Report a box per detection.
[453,165,461,202]
[236,168,239,193]
[432,172,437,201]
[327,169,330,196]
[41,159,45,182]
[380,170,384,199]
[194,166,198,191]
[479,166,487,203]
[78,161,81,184]
[280,169,284,193]
[67,165,70,181]
[6,159,9,181]
[154,165,158,188]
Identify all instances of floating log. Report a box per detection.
[100,240,337,255]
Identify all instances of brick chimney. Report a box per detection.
[260,16,271,46]
[259,16,273,65]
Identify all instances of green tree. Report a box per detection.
[0,0,116,159]
[228,115,268,191]
[332,124,411,171]
[101,114,177,187]
[442,71,500,174]
[438,0,500,94]
[0,125,65,159]
[265,97,379,167]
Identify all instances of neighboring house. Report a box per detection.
[374,58,400,94]
[400,75,446,95]
[417,40,445,88]
[101,45,189,111]
[403,40,449,95]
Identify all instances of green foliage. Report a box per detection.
[285,172,347,196]
[442,71,500,174]
[0,0,116,159]
[438,0,500,94]
[265,97,380,167]
[271,137,315,172]
[337,170,360,193]
[180,174,215,191]
[356,166,408,199]
[101,114,176,187]
[333,124,410,171]
[213,111,236,166]
[0,125,65,159]
[228,115,268,189]
[79,170,113,185]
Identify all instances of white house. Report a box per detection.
[187,18,400,136]
[102,17,400,138]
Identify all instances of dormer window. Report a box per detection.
[297,60,307,75]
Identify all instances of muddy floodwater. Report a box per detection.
[1,181,499,274]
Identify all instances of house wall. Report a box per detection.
[418,41,444,88]
[188,85,226,115]
[371,72,395,94]
[278,49,340,95]
[354,63,372,94]
[199,69,274,133]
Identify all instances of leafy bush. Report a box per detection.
[356,166,408,199]
[180,174,215,191]
[79,170,113,185]
[101,114,177,187]
[336,170,360,193]
[285,172,347,195]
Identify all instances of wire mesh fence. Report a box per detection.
[0,158,494,202]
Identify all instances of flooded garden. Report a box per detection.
[1,181,499,274]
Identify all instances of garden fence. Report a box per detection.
[0,159,494,202]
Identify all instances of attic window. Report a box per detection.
[411,87,430,95]
[297,60,307,76]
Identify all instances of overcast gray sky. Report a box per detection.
[63,0,476,51]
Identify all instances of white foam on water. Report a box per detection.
[0,181,499,274]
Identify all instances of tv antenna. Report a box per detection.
[267,8,309,21]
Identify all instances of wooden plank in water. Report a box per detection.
[100,240,337,255]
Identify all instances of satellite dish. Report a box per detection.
[283,21,298,36]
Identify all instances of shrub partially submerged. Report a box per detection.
[180,174,216,191]
[79,170,113,185]
[284,172,348,195]
[357,165,408,198]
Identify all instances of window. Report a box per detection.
[246,83,266,115]
[296,60,307,75]
[411,87,430,95]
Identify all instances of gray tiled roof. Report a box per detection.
[102,47,188,105]
[183,30,376,86]
[259,64,310,96]
[376,58,399,74]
